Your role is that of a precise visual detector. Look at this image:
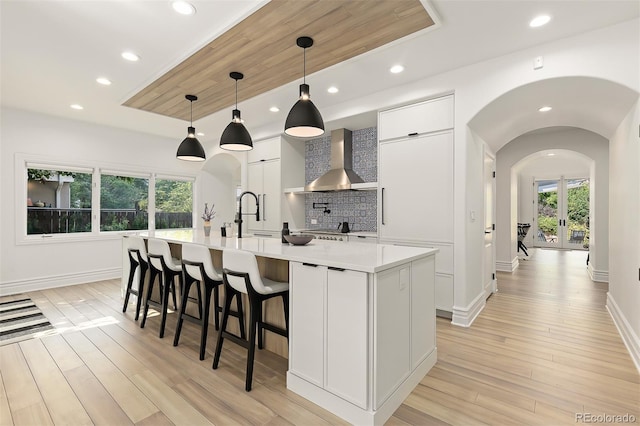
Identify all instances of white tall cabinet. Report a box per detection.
[378,95,455,314]
[245,136,305,237]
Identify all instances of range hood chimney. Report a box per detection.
[304,128,365,192]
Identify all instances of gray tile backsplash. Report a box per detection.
[304,127,377,232]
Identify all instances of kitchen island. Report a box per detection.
[126,229,438,425]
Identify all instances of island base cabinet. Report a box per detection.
[326,268,368,408]
[289,262,325,387]
[288,255,437,425]
[289,262,368,408]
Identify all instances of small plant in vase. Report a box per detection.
[202,203,216,236]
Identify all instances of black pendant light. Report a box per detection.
[176,94,206,161]
[284,36,325,138]
[220,72,253,151]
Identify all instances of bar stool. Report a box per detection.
[173,243,246,360]
[140,238,182,338]
[122,236,148,320]
[212,249,289,391]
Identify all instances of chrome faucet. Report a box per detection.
[235,191,260,238]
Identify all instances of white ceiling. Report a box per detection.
[2,0,638,148]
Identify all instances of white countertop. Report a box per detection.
[139,229,437,273]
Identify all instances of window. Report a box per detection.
[19,155,196,242]
[155,178,193,229]
[100,173,149,231]
[27,167,92,234]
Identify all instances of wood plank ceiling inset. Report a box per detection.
[123,0,434,121]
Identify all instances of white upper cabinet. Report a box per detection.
[246,136,305,235]
[247,136,280,162]
[378,95,454,141]
[378,131,454,242]
[247,158,281,233]
[378,95,455,313]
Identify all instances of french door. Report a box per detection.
[533,177,589,250]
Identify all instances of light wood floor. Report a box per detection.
[1,249,638,425]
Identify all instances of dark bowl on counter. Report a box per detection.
[284,234,314,245]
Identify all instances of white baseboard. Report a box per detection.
[0,268,121,296]
[606,293,640,374]
[451,291,486,327]
[496,257,518,272]
[587,263,609,283]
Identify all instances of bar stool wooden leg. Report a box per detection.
[134,267,146,321]
[159,272,170,339]
[257,302,264,350]
[281,293,289,334]
[140,267,158,329]
[199,283,213,360]
[213,286,220,330]
[123,259,137,313]
[245,298,260,391]
[173,274,194,347]
[212,287,236,370]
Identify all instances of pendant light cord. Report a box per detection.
[303,47,306,84]
[235,78,238,109]
[190,99,193,126]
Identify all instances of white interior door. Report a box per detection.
[534,177,589,250]
[483,152,496,297]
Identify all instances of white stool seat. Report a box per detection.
[148,238,181,272]
[181,243,222,281]
[261,277,289,294]
[223,248,289,295]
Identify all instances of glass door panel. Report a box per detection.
[535,179,561,248]
[534,177,589,250]
[565,178,590,249]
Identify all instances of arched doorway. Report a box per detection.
[468,76,637,285]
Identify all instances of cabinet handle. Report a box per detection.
[381,187,386,225]
[253,233,272,237]
[408,132,418,137]
[262,193,266,221]
[302,262,318,267]
[357,235,366,238]
[328,266,345,272]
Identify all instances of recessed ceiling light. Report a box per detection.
[121,51,140,62]
[529,15,551,28]
[327,86,339,94]
[269,106,280,113]
[70,104,84,110]
[547,153,556,156]
[196,132,205,136]
[172,1,196,15]
[390,65,404,74]
[538,106,552,112]
[96,77,112,86]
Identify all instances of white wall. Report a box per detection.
[607,100,640,370]
[196,152,242,236]
[0,108,203,293]
[496,128,609,276]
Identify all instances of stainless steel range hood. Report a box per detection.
[304,128,365,192]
